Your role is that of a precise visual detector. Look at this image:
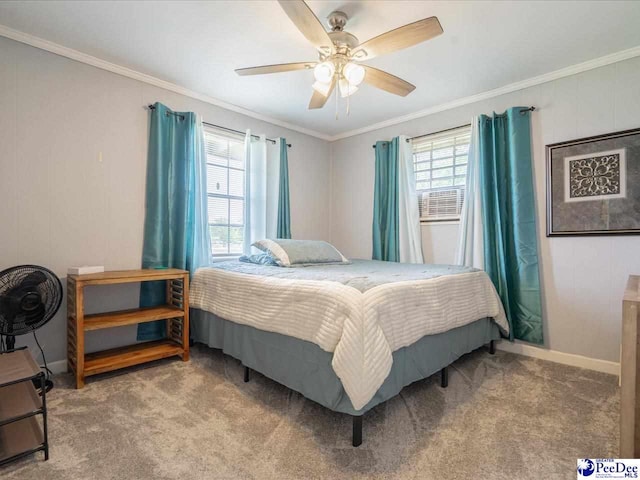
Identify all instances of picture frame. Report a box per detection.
[546,127,640,236]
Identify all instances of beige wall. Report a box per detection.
[420,223,459,264]
[0,36,331,365]
[3,32,640,366]
[330,56,640,363]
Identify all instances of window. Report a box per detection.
[204,127,245,256]
[412,125,471,222]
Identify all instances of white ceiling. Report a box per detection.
[1,1,640,138]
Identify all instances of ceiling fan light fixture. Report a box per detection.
[247,2,443,111]
[313,61,335,83]
[338,78,358,98]
[343,62,365,86]
[312,80,332,96]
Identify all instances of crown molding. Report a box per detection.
[0,24,332,142]
[2,23,640,144]
[327,44,640,141]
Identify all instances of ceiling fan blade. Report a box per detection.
[362,66,415,97]
[352,17,443,60]
[235,62,316,76]
[278,0,335,55]
[309,79,336,109]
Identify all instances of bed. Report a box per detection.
[190,258,508,446]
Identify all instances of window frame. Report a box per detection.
[203,125,246,258]
[412,125,471,223]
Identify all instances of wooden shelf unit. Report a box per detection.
[67,269,190,389]
[621,275,640,457]
[0,348,48,466]
[84,305,184,331]
[84,340,185,376]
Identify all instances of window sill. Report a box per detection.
[420,220,460,226]
[210,256,241,263]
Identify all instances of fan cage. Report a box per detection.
[0,265,63,337]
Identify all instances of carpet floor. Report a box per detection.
[1,344,618,480]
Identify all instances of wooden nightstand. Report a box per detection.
[67,269,190,389]
[621,275,640,457]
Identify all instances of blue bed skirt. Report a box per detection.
[191,308,501,415]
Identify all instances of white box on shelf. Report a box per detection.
[67,266,105,275]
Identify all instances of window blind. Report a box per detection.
[204,126,245,256]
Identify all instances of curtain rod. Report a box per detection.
[408,122,472,143]
[372,106,536,148]
[147,105,291,147]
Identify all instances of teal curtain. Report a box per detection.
[372,139,399,262]
[478,107,543,344]
[277,138,291,239]
[137,102,211,341]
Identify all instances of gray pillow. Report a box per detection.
[252,239,350,267]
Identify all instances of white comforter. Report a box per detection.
[190,267,508,410]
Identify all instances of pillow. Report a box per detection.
[252,239,350,267]
[238,253,279,266]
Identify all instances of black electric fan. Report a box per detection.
[0,265,62,390]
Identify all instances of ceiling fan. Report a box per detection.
[235,0,443,110]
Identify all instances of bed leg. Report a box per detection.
[243,366,250,383]
[489,340,496,355]
[440,366,448,388]
[352,416,363,447]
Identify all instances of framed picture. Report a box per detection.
[546,128,640,236]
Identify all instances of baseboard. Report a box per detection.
[496,340,620,376]
[47,359,68,375]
